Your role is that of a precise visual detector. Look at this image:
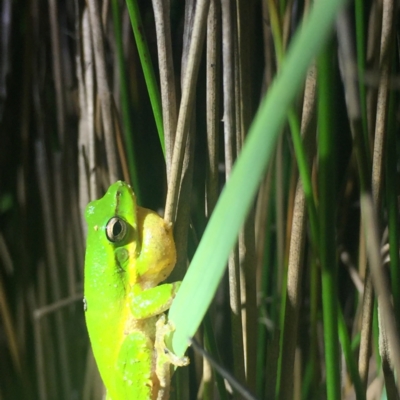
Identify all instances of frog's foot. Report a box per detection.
[155,315,189,400]
[155,314,190,367]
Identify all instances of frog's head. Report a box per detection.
[84,180,138,283]
[85,181,176,290]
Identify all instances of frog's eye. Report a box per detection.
[106,217,128,243]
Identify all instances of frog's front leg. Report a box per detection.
[130,282,181,319]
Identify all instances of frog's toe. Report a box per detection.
[155,314,190,367]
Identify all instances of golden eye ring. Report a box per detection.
[106,217,128,243]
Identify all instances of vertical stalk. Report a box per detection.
[317,41,341,400]
[125,0,165,154]
[221,0,246,388]
[111,0,140,196]
[385,91,400,323]
[87,0,119,183]
[151,0,178,178]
